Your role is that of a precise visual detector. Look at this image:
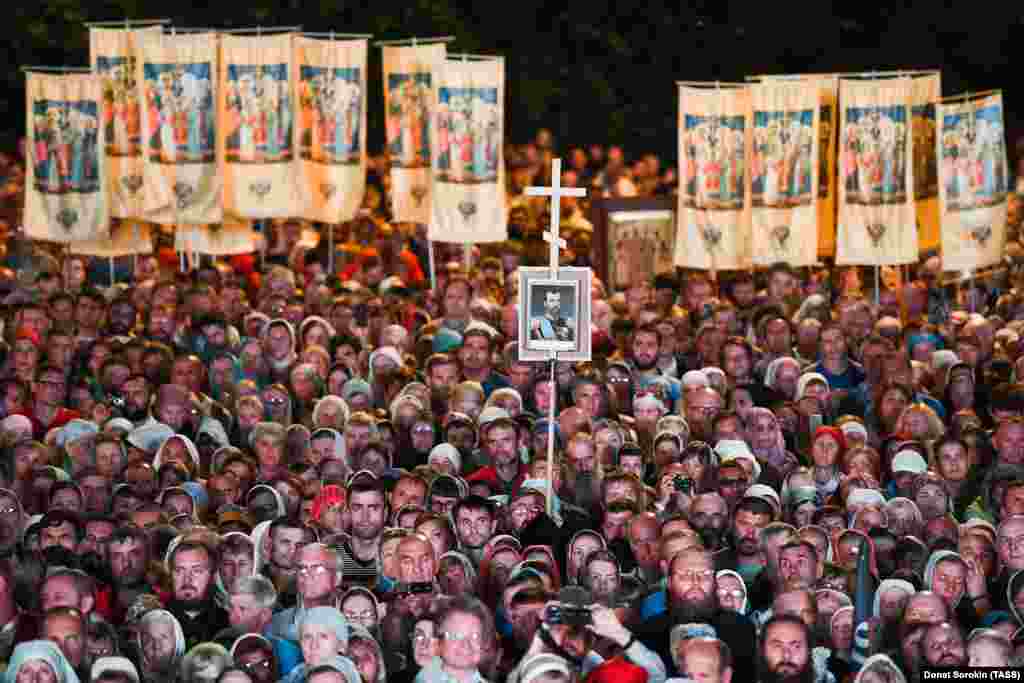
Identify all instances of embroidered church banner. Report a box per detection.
[90,25,162,219]
[136,31,221,225]
[383,43,446,224]
[674,85,752,270]
[175,216,257,255]
[836,77,918,265]
[755,74,839,258]
[220,33,300,218]
[70,220,153,256]
[749,80,819,266]
[295,36,367,224]
[428,57,506,244]
[912,74,941,253]
[938,92,1009,272]
[24,72,109,243]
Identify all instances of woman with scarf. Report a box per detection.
[5,640,81,683]
[924,549,983,630]
[746,406,799,487]
[809,426,846,506]
[280,606,361,683]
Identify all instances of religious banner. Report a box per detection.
[383,42,446,223]
[24,72,109,243]
[937,91,1009,272]
[428,56,506,244]
[911,74,941,253]
[175,215,257,255]
[674,84,751,271]
[70,220,153,256]
[295,36,367,224]
[89,25,162,219]
[136,31,221,225]
[754,74,838,258]
[749,80,819,266]
[836,77,918,265]
[220,33,300,218]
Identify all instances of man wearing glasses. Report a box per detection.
[990,515,1024,612]
[28,366,79,440]
[270,543,344,643]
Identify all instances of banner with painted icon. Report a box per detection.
[219,33,300,218]
[383,42,446,223]
[89,25,162,219]
[748,79,820,266]
[295,36,367,224]
[674,84,752,270]
[912,73,942,253]
[754,74,839,258]
[24,72,109,243]
[428,56,506,243]
[938,91,1009,272]
[836,77,918,265]
[136,31,222,225]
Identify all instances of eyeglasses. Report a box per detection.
[344,609,376,623]
[608,376,631,385]
[672,569,715,584]
[717,589,744,599]
[296,564,332,578]
[441,631,484,648]
[241,659,272,673]
[413,631,434,644]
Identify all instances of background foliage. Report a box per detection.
[3,1,1021,162]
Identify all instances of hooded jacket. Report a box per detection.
[152,434,202,474]
[137,610,186,681]
[964,463,1024,524]
[263,319,297,378]
[6,640,81,683]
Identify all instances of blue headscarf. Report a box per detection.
[6,640,81,683]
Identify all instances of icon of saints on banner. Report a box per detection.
[842,105,909,207]
[436,86,500,184]
[750,109,815,209]
[32,99,102,195]
[681,113,746,213]
[143,63,216,165]
[941,103,1007,213]
[97,56,141,157]
[387,72,431,170]
[299,65,362,166]
[224,64,293,165]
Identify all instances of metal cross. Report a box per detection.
[525,158,586,276]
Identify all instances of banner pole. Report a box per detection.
[328,224,335,275]
[427,232,437,291]
[875,265,880,307]
[546,355,556,517]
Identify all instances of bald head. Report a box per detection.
[396,532,436,583]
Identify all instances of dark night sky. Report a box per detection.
[5,2,1022,164]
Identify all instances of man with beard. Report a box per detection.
[458,328,509,398]
[758,616,813,683]
[635,548,756,681]
[921,622,967,669]
[467,417,529,496]
[453,495,498,566]
[154,383,196,440]
[121,375,156,428]
[627,512,661,587]
[777,542,822,591]
[106,525,154,614]
[425,353,461,414]
[337,480,386,587]
[107,296,137,336]
[688,493,730,551]
[630,325,682,413]
[685,387,723,442]
[716,497,773,582]
[166,540,229,649]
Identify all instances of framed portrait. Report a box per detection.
[517,267,592,362]
[589,197,677,291]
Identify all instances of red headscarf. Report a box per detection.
[311,484,347,523]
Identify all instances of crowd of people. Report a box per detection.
[0,130,1020,683]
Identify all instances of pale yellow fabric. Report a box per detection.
[295,36,367,224]
[383,43,446,224]
[748,79,820,266]
[135,31,222,225]
[70,220,152,256]
[913,74,942,253]
[219,33,301,218]
[938,92,1009,272]
[675,85,752,270]
[428,57,506,244]
[836,77,919,265]
[89,25,163,220]
[24,72,109,243]
[174,216,256,256]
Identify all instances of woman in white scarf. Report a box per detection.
[6,640,81,683]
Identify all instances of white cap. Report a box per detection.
[891,450,928,475]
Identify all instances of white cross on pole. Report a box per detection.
[524,158,586,517]
[525,158,586,277]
